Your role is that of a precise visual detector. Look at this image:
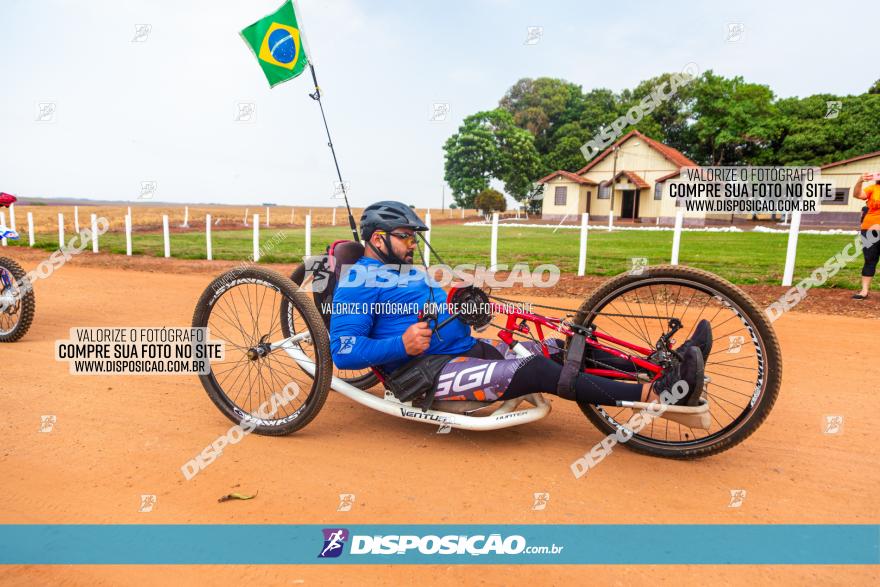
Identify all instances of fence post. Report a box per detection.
[305,214,311,257]
[671,209,684,265]
[332,208,336,226]
[252,214,260,262]
[74,206,80,232]
[578,213,589,276]
[265,207,270,227]
[162,214,170,258]
[608,210,614,231]
[27,212,34,247]
[206,214,212,261]
[91,214,98,253]
[243,208,249,226]
[58,213,64,248]
[8,203,15,232]
[290,208,295,224]
[490,212,499,269]
[125,214,132,256]
[425,211,432,266]
[461,207,465,219]
[781,211,802,286]
[182,206,189,228]
[0,211,6,246]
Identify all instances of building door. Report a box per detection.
[621,190,638,219]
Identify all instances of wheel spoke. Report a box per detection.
[582,275,771,450]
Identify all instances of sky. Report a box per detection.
[0,0,877,208]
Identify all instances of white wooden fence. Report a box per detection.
[4,204,819,287]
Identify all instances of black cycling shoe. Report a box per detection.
[676,319,713,362]
[651,346,705,407]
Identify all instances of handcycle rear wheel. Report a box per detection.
[192,267,333,435]
[284,262,380,390]
[573,265,782,459]
[0,256,35,343]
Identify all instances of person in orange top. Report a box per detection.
[852,173,880,300]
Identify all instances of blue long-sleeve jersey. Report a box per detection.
[329,257,474,372]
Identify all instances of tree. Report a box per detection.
[619,72,696,157]
[500,80,624,174]
[443,109,542,207]
[499,78,584,153]
[443,115,500,207]
[448,202,458,209]
[474,188,506,214]
[870,79,880,95]
[685,71,776,165]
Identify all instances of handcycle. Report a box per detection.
[0,199,35,342]
[192,239,781,459]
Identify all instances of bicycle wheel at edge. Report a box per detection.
[573,265,782,459]
[192,266,332,435]
[0,256,36,343]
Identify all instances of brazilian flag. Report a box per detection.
[240,0,309,88]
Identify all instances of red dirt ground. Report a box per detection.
[1,248,877,585]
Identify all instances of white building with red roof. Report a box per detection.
[537,130,703,225]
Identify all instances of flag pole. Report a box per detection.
[307,63,359,243]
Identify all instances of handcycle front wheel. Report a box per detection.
[283,262,380,390]
[192,266,333,435]
[572,265,782,459]
[0,256,36,343]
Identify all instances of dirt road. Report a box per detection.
[1,249,876,585]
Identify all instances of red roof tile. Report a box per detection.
[820,150,880,170]
[611,170,650,189]
[537,170,598,185]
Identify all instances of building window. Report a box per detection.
[554,186,567,205]
[654,182,664,200]
[598,182,611,199]
[826,188,849,205]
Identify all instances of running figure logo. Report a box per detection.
[337,493,355,511]
[318,528,349,558]
[139,494,157,512]
[532,492,550,511]
[728,489,747,508]
[823,415,844,435]
[338,336,356,355]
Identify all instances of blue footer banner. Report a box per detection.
[0,525,877,564]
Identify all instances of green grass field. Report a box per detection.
[10,224,865,289]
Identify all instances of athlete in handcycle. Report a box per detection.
[331,202,710,424]
[193,201,781,459]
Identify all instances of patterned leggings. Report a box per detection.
[434,338,643,406]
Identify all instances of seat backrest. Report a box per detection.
[327,240,365,284]
[307,240,364,329]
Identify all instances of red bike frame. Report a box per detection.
[488,301,662,381]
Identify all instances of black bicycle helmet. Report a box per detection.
[359,201,428,241]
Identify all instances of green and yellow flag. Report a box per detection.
[240,0,309,88]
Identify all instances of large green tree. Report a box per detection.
[618,72,697,157]
[443,109,542,208]
[686,71,776,165]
